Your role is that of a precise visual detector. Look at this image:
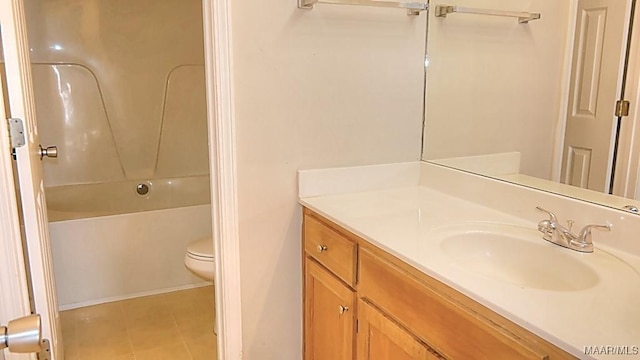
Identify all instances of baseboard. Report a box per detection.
[58,281,213,311]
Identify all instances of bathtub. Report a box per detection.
[47,175,212,310]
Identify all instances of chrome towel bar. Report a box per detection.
[435,5,541,23]
[298,0,428,16]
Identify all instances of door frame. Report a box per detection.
[204,0,244,359]
[613,1,640,199]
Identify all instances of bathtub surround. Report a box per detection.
[25,0,209,185]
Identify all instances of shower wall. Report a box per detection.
[25,0,209,186]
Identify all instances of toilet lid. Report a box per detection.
[187,237,214,259]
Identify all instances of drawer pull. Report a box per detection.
[338,305,349,315]
[317,244,328,253]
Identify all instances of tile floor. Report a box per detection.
[60,286,217,360]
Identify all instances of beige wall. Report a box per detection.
[422,0,571,179]
[231,3,426,358]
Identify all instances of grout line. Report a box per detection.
[119,300,138,360]
[164,289,195,360]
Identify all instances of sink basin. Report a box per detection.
[436,223,600,291]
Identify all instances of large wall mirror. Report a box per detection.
[422,0,640,213]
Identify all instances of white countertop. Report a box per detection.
[300,185,640,359]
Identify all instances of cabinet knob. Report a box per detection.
[338,305,349,315]
[316,244,328,253]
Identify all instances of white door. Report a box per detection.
[0,46,37,360]
[561,0,632,192]
[0,0,62,359]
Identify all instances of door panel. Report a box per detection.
[561,0,632,192]
[566,146,593,188]
[0,37,36,360]
[304,258,355,360]
[0,0,62,358]
[357,300,440,360]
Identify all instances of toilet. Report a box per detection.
[184,237,215,281]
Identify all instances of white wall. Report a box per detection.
[230,3,426,358]
[422,0,571,179]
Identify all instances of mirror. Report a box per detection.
[422,0,640,213]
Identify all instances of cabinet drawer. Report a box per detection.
[304,214,357,286]
[358,248,548,360]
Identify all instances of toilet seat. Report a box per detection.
[185,237,215,281]
[187,237,214,260]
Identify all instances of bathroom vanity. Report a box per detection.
[299,162,640,360]
[302,208,572,359]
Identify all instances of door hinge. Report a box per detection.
[615,100,630,117]
[37,339,51,360]
[7,118,25,148]
[7,118,25,159]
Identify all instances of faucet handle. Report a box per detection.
[577,224,612,244]
[569,224,612,254]
[536,206,558,223]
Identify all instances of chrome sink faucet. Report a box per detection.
[535,207,611,253]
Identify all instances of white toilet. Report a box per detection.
[184,237,215,281]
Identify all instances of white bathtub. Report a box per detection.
[47,175,212,309]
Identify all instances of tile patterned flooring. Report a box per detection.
[60,286,217,360]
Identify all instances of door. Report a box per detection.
[356,300,441,360]
[305,258,355,360]
[561,0,632,192]
[0,0,62,359]
[0,42,36,360]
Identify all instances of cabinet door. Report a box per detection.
[305,258,355,360]
[357,300,442,360]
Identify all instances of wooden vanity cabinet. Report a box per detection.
[357,299,442,360]
[303,211,358,359]
[305,258,355,360]
[302,208,576,360]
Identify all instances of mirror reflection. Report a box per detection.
[422,0,640,213]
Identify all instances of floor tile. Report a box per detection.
[128,322,183,351]
[59,286,217,359]
[185,332,218,359]
[134,341,192,360]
